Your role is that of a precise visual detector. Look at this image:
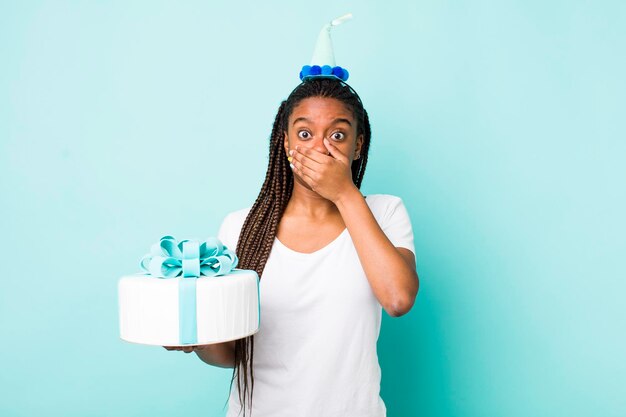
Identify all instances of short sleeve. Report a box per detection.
[382,196,416,257]
[217,212,235,251]
[217,207,251,253]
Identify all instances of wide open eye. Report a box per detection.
[330,131,345,140]
[298,130,311,139]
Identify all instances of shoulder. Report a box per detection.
[221,206,252,229]
[365,193,406,221]
[366,194,415,256]
[217,206,252,250]
[365,193,403,206]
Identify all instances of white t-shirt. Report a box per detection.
[218,194,416,417]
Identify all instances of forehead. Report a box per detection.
[289,97,355,124]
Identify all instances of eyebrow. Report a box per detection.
[292,117,352,127]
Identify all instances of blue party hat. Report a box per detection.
[299,13,352,82]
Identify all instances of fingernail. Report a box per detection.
[288,156,292,162]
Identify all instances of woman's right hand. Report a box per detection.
[164,341,236,368]
[163,345,211,354]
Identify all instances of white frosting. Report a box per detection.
[118,269,260,346]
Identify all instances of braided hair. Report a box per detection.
[225,77,371,416]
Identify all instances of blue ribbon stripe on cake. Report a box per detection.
[139,235,239,345]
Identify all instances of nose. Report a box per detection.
[310,137,330,156]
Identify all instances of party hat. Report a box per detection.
[299,13,352,82]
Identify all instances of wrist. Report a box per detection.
[334,185,362,210]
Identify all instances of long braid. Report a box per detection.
[225,78,370,417]
[352,108,371,188]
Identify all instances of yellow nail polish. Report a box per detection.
[288,156,292,162]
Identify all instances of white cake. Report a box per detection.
[118,268,260,346]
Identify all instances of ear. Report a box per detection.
[355,133,364,155]
[283,130,289,156]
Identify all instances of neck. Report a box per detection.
[285,180,339,219]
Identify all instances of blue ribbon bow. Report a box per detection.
[139,235,239,345]
[140,235,238,278]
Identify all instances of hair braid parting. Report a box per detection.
[224,78,371,417]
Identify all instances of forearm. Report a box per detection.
[335,186,418,315]
[195,340,236,368]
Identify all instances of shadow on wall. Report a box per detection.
[373,125,454,416]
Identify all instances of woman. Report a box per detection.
[167,76,419,417]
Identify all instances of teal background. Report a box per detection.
[1,1,624,416]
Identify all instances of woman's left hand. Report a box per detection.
[289,138,357,203]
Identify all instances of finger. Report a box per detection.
[291,148,321,176]
[323,138,349,164]
[291,158,317,186]
[291,156,318,180]
[294,145,327,165]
